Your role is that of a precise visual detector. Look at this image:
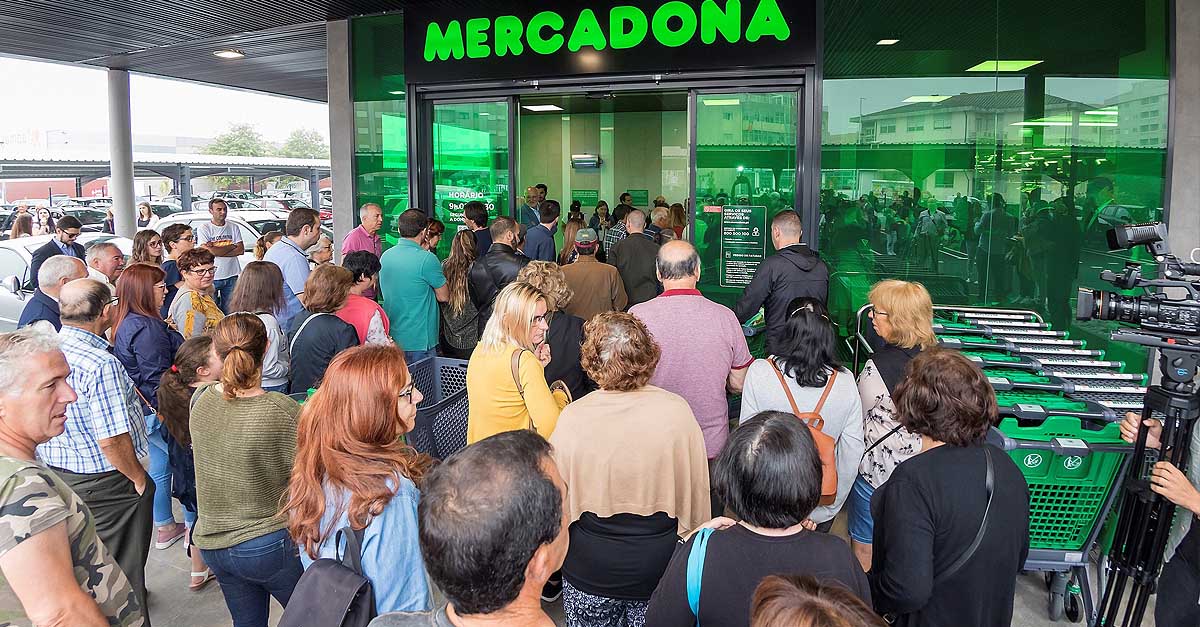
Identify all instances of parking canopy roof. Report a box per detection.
[0,0,412,101]
[0,151,330,181]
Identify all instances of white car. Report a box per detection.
[155,211,290,270]
[0,234,133,331]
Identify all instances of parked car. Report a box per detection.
[156,210,295,269]
[0,234,133,331]
[211,190,260,200]
[248,198,312,212]
[191,198,260,211]
[61,207,110,233]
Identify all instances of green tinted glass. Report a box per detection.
[431,101,510,259]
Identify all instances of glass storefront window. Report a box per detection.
[352,14,408,249]
[695,91,798,309]
[819,1,1170,371]
[431,100,510,259]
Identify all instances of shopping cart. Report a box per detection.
[987,417,1132,623]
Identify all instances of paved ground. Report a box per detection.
[0,508,1154,626]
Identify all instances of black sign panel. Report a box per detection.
[403,0,817,84]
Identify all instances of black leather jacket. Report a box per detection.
[468,243,531,335]
[734,244,829,356]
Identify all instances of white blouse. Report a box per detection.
[857,358,923,489]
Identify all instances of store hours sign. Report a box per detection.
[719,204,767,288]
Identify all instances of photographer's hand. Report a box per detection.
[1149,462,1200,516]
[1120,411,1162,449]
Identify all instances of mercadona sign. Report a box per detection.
[403,0,815,84]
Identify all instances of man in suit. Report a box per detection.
[19,255,87,330]
[28,216,85,290]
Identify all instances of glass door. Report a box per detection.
[428,99,511,258]
[692,90,801,309]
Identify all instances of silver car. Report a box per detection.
[0,234,133,331]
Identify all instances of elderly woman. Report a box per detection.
[849,279,937,570]
[869,349,1029,627]
[516,261,594,399]
[168,248,224,338]
[550,313,710,626]
[646,411,869,627]
[465,281,569,444]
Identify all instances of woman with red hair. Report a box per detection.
[112,263,188,553]
[284,345,434,614]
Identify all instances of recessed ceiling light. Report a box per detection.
[876,39,900,45]
[966,60,1043,72]
[1079,122,1118,127]
[701,98,741,106]
[1083,109,1118,116]
[902,95,951,103]
[521,104,564,112]
[388,90,405,96]
[213,49,245,59]
[478,112,490,116]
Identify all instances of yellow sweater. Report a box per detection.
[466,343,566,444]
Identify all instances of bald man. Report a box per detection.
[630,240,752,472]
[734,210,829,355]
[607,209,660,307]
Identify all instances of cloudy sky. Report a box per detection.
[0,57,329,143]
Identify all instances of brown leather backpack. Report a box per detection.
[768,358,839,506]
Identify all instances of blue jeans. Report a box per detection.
[848,474,876,545]
[404,348,437,365]
[147,415,197,528]
[201,529,304,627]
[263,383,288,394]
[213,276,238,313]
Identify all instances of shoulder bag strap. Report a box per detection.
[863,424,904,458]
[767,358,803,417]
[810,369,839,416]
[510,349,526,398]
[335,526,368,577]
[686,527,715,626]
[934,447,995,584]
[288,312,328,354]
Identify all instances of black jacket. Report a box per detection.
[28,239,86,290]
[544,312,595,399]
[734,244,829,356]
[609,233,660,307]
[287,310,360,394]
[468,243,530,335]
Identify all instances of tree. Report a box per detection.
[278,129,330,159]
[202,123,271,157]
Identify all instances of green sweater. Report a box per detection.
[190,383,301,550]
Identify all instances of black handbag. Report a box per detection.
[278,526,376,627]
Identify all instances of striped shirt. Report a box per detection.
[37,326,148,474]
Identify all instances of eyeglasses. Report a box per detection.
[532,313,548,325]
[154,283,167,291]
[869,309,890,318]
[398,383,416,403]
[149,240,163,247]
[61,231,81,239]
[187,267,217,276]
[178,235,195,242]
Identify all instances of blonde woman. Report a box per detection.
[439,230,478,358]
[465,281,569,444]
[517,261,593,398]
[847,279,938,571]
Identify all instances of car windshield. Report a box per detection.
[66,209,107,225]
[248,219,287,235]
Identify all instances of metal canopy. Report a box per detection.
[0,152,329,182]
[0,0,412,101]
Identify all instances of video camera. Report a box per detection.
[1076,222,1200,345]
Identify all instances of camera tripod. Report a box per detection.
[1092,343,1200,627]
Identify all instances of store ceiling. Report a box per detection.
[519,92,689,115]
[0,0,1167,102]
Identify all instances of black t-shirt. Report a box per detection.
[869,444,1030,627]
[563,512,679,600]
[645,524,870,627]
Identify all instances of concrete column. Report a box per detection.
[308,169,322,213]
[107,69,136,238]
[327,19,357,261]
[1168,0,1199,260]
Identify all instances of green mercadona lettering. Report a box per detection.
[423,0,791,62]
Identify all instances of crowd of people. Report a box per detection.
[0,191,1197,627]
